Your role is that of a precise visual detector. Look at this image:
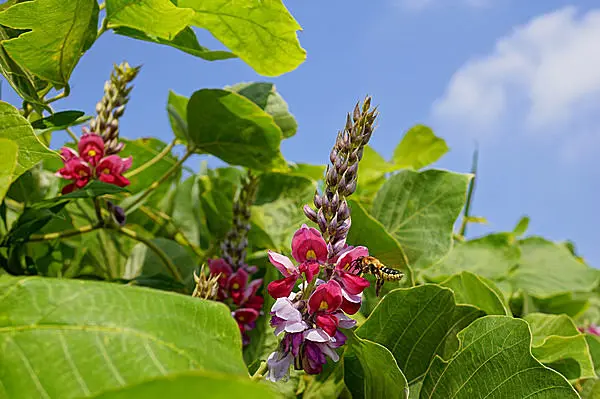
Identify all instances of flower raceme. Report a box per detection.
[266,225,370,381]
[56,133,132,194]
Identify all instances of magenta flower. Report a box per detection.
[308,280,343,336]
[267,225,328,298]
[232,308,259,345]
[78,133,105,165]
[333,246,370,314]
[96,155,132,187]
[56,158,92,194]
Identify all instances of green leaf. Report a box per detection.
[302,360,347,399]
[0,138,18,202]
[524,313,596,381]
[187,89,287,171]
[167,90,189,142]
[0,102,56,181]
[356,285,483,383]
[371,169,471,268]
[91,371,278,399]
[420,316,578,398]
[0,275,247,398]
[114,27,235,61]
[586,333,600,376]
[3,202,67,245]
[344,331,409,399]
[392,125,448,169]
[49,180,128,202]
[510,237,600,298]
[177,0,306,76]
[355,146,398,203]
[105,0,193,40]
[423,233,519,283]
[581,378,600,399]
[440,271,511,316]
[226,82,297,138]
[124,237,197,291]
[0,0,98,86]
[513,216,530,236]
[31,110,90,134]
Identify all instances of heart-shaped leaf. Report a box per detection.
[420,316,578,398]
[440,271,511,316]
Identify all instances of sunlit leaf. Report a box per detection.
[0,0,98,86]
[31,110,90,135]
[0,275,247,398]
[420,316,578,398]
[0,102,56,181]
[0,138,18,202]
[392,125,448,169]
[105,0,193,40]
[177,0,306,76]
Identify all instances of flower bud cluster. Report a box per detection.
[304,97,378,259]
[90,62,140,155]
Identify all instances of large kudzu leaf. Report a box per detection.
[355,146,397,203]
[31,110,90,135]
[226,82,298,138]
[105,0,193,40]
[124,237,198,291]
[344,331,409,399]
[392,125,448,169]
[509,237,600,298]
[92,371,278,399]
[0,102,56,181]
[423,233,519,283]
[0,276,247,398]
[177,0,306,76]
[356,285,483,383]
[0,138,18,202]
[440,271,511,316]
[524,313,595,381]
[114,26,235,61]
[371,169,470,268]
[0,0,98,86]
[167,90,190,142]
[420,316,578,398]
[187,89,287,171]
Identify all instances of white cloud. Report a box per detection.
[433,7,600,137]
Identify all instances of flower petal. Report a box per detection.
[271,297,302,322]
[291,224,328,263]
[335,246,369,271]
[268,275,299,299]
[267,250,298,277]
[338,270,370,295]
[315,313,338,337]
[266,351,293,382]
[307,280,343,314]
[304,328,331,343]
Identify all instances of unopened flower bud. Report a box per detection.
[317,208,327,232]
[338,200,350,220]
[313,192,322,209]
[326,166,338,187]
[303,205,318,223]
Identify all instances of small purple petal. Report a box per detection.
[266,351,293,382]
[304,328,331,343]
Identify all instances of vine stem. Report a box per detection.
[458,145,479,238]
[125,139,176,179]
[250,361,268,380]
[114,226,184,284]
[123,146,195,212]
[27,223,102,242]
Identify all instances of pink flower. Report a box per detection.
[267,225,328,299]
[56,158,92,194]
[78,133,105,165]
[308,280,343,336]
[333,246,370,314]
[208,258,233,300]
[232,308,259,345]
[228,269,249,305]
[97,155,132,187]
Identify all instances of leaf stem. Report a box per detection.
[27,223,103,242]
[114,226,184,284]
[65,127,79,142]
[250,361,268,380]
[125,139,176,179]
[97,17,109,37]
[45,86,70,104]
[458,144,479,238]
[123,147,194,212]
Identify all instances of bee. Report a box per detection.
[349,256,404,296]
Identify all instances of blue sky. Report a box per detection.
[3,0,599,267]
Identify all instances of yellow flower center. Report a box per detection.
[78,170,87,177]
[238,315,245,322]
[88,150,96,157]
[232,283,240,290]
[306,249,317,260]
[319,300,329,311]
[103,168,110,174]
